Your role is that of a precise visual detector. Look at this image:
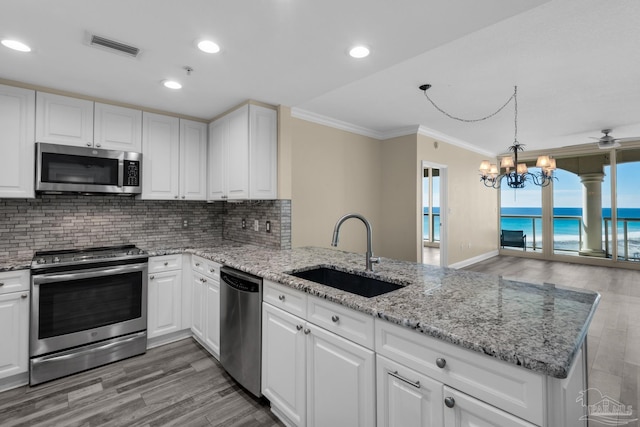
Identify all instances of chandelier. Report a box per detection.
[419,84,556,189]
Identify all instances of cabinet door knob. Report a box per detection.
[86,142,91,146]
[174,195,178,199]
[96,143,101,147]
[164,262,168,266]
[278,295,286,301]
[303,328,311,335]
[296,325,303,331]
[21,293,28,299]
[150,275,155,280]
[436,358,447,369]
[0,282,4,286]
[331,315,340,323]
[182,196,185,199]
[444,397,455,408]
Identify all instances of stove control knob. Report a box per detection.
[37,258,46,264]
[127,250,133,255]
[53,256,60,263]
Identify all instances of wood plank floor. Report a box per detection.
[0,339,283,427]
[464,255,640,427]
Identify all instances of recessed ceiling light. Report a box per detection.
[1,39,31,52]
[197,40,220,54]
[162,80,182,90]
[349,45,370,59]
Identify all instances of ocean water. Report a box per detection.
[500,207,640,257]
[424,207,640,258]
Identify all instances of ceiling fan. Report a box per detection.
[590,129,640,149]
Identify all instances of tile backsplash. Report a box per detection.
[0,195,291,258]
[223,200,291,250]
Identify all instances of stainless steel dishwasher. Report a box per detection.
[219,266,263,397]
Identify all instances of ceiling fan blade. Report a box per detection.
[588,136,602,140]
[614,137,640,143]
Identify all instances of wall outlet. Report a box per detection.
[254,219,259,231]
[182,218,189,229]
[266,220,271,233]
[242,219,246,229]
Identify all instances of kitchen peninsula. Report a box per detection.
[0,244,598,426]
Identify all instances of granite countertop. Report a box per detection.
[184,245,599,379]
[2,242,599,379]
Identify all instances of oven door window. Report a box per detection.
[38,271,143,339]
[41,152,119,185]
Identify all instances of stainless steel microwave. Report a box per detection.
[36,143,142,195]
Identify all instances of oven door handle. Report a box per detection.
[32,263,147,285]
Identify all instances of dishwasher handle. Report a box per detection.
[221,267,262,292]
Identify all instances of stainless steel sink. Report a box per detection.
[288,267,403,298]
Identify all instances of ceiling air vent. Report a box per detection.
[89,34,140,58]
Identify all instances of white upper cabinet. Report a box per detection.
[142,113,207,200]
[94,103,142,151]
[0,84,35,198]
[36,92,94,147]
[141,112,180,200]
[208,103,277,201]
[36,93,143,151]
[179,119,207,200]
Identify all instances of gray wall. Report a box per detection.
[0,195,291,258]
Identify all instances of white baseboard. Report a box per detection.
[448,250,499,269]
[146,329,192,349]
[0,372,28,393]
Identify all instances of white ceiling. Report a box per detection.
[2,0,639,156]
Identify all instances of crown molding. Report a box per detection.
[290,107,497,158]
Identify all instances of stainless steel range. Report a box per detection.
[30,245,148,385]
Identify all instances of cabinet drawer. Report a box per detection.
[192,256,220,281]
[0,270,30,295]
[149,254,182,273]
[263,280,307,318]
[307,296,374,350]
[375,319,544,425]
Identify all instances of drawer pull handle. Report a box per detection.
[389,371,420,389]
[296,325,303,331]
[444,397,455,408]
[150,275,155,280]
[278,295,286,301]
[195,263,200,267]
[21,293,28,299]
[436,358,447,369]
[209,268,215,273]
[164,262,169,266]
[303,328,311,335]
[331,315,340,323]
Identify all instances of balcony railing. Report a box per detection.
[500,214,640,261]
[423,213,440,242]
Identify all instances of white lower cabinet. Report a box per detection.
[0,291,29,383]
[442,386,536,427]
[190,256,221,358]
[377,355,444,427]
[306,323,375,427]
[262,285,375,427]
[147,255,183,339]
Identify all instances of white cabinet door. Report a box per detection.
[179,119,207,200]
[262,303,306,427]
[306,323,375,427]
[226,106,250,199]
[147,270,182,338]
[36,92,93,147]
[203,277,220,357]
[94,103,142,151]
[0,84,35,198]
[141,112,180,200]
[443,386,537,427]
[0,291,29,380]
[191,272,205,341]
[249,105,277,199]
[207,118,226,200]
[377,355,444,427]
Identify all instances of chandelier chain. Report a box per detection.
[421,86,517,123]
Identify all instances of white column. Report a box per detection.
[579,172,605,257]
